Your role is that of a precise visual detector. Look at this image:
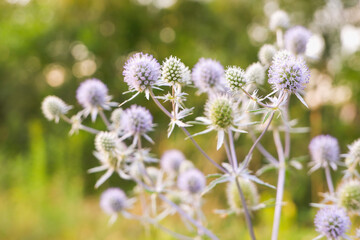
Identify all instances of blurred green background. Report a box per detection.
[1,0,360,239]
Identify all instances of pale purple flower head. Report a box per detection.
[76,78,109,109]
[100,188,128,215]
[309,135,340,171]
[121,105,153,135]
[268,50,310,94]
[177,168,206,194]
[160,149,186,173]
[314,206,351,239]
[123,52,161,92]
[284,26,312,55]
[192,58,225,93]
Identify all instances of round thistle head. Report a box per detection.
[100,188,128,215]
[121,105,153,135]
[226,178,259,212]
[161,56,191,85]
[95,131,118,153]
[246,63,265,85]
[314,206,351,239]
[337,179,360,214]
[205,95,235,130]
[284,26,312,55]
[309,135,340,171]
[225,66,247,91]
[268,50,310,94]
[110,108,123,129]
[160,149,186,173]
[192,58,225,93]
[345,139,360,166]
[269,10,289,31]
[258,44,277,66]
[76,78,109,110]
[41,96,72,123]
[177,168,206,194]
[123,52,161,92]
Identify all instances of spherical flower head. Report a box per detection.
[345,139,360,166]
[192,58,225,93]
[95,131,118,153]
[160,149,185,173]
[121,105,153,135]
[269,10,289,31]
[205,95,235,130]
[258,44,277,66]
[177,168,206,194]
[110,108,123,129]
[337,179,360,214]
[161,56,191,85]
[225,66,247,91]
[123,52,161,92]
[226,178,259,212]
[100,188,128,215]
[41,96,72,123]
[284,26,312,55]
[309,135,340,171]
[268,50,310,94]
[246,63,265,85]
[76,78,109,110]
[314,206,351,239]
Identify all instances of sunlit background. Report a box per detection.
[1,0,360,239]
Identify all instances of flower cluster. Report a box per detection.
[41,6,360,239]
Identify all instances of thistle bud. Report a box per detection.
[205,95,234,130]
[337,179,360,214]
[226,178,259,212]
[258,44,277,66]
[246,63,265,85]
[41,96,72,123]
[161,56,191,85]
[225,66,247,91]
[345,139,360,167]
[110,108,123,129]
[95,131,118,153]
[269,10,289,31]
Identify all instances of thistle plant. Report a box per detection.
[41,5,360,240]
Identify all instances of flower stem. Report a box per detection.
[61,115,100,134]
[324,166,334,195]
[271,129,286,240]
[242,111,275,169]
[149,90,227,173]
[249,130,278,166]
[99,109,112,131]
[123,212,194,240]
[225,130,256,240]
[158,193,219,240]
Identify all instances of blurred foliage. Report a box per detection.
[1,0,360,239]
